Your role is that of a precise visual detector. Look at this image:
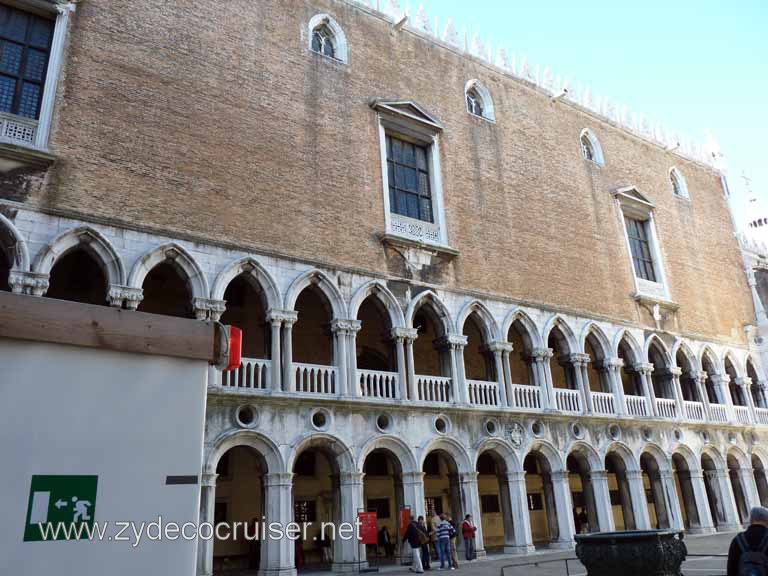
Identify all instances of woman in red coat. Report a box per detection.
[461,514,477,561]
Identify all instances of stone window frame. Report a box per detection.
[613,186,671,303]
[464,79,495,122]
[579,128,604,167]
[306,13,348,64]
[669,167,690,200]
[0,0,74,152]
[373,100,449,248]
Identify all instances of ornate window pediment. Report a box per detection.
[370,99,443,131]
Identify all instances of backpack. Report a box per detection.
[737,533,768,576]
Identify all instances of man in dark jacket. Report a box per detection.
[727,506,768,576]
[404,518,426,573]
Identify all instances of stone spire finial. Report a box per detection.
[495,47,510,70]
[442,18,460,47]
[414,4,431,33]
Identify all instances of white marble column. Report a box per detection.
[659,470,685,531]
[263,472,298,576]
[282,313,297,392]
[197,472,217,576]
[334,472,365,573]
[713,374,736,423]
[392,329,408,400]
[605,358,627,416]
[403,329,418,401]
[501,347,514,407]
[331,320,349,397]
[505,472,535,552]
[571,353,592,414]
[346,320,362,397]
[590,470,615,532]
[441,334,469,404]
[267,309,285,392]
[489,342,512,407]
[459,472,486,558]
[401,471,426,519]
[738,377,758,423]
[688,470,717,533]
[635,363,657,418]
[531,348,555,410]
[626,470,652,529]
[550,471,575,548]
[711,469,741,531]
[739,467,762,513]
[669,367,685,421]
[695,372,712,422]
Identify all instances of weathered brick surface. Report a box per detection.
[1,0,754,343]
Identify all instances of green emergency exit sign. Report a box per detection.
[23,475,98,542]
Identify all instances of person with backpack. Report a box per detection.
[728,506,768,576]
[404,518,428,573]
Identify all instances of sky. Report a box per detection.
[412,0,767,229]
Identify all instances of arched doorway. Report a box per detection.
[220,274,270,389]
[476,450,515,552]
[605,450,635,530]
[701,453,727,529]
[138,261,194,318]
[672,453,702,531]
[293,286,335,394]
[463,312,498,406]
[356,296,397,398]
[412,301,452,402]
[422,449,463,529]
[524,450,560,547]
[640,452,670,529]
[727,452,750,524]
[566,450,600,534]
[506,316,541,410]
[362,449,403,565]
[46,249,108,305]
[212,446,266,575]
[752,455,768,507]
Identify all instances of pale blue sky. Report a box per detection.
[413,0,767,228]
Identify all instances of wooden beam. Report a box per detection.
[0,292,224,363]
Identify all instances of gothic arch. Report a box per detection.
[307,13,348,63]
[644,334,672,365]
[128,243,209,299]
[33,226,125,286]
[501,308,542,349]
[700,346,723,375]
[405,289,454,334]
[211,256,280,310]
[349,280,405,328]
[613,329,643,362]
[205,429,285,475]
[723,351,743,379]
[357,434,419,475]
[464,79,495,121]
[0,212,29,271]
[672,339,700,372]
[542,315,577,353]
[580,323,611,358]
[419,436,473,474]
[284,268,347,319]
[456,299,500,342]
[580,128,605,166]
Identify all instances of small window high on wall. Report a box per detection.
[307,14,348,64]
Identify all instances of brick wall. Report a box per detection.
[0,0,754,343]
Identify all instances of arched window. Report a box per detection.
[308,14,348,63]
[579,129,604,166]
[464,80,494,121]
[670,168,689,198]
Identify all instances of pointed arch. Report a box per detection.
[672,339,700,372]
[204,429,285,475]
[308,13,348,63]
[501,308,542,349]
[580,322,611,358]
[699,345,722,375]
[211,256,280,310]
[723,351,743,379]
[128,243,208,299]
[464,79,495,121]
[357,434,419,475]
[579,128,605,166]
[349,280,405,328]
[405,289,454,334]
[284,268,346,319]
[0,212,29,271]
[613,329,643,362]
[542,315,577,353]
[456,299,500,342]
[33,226,125,286]
[645,334,672,366]
[419,436,473,474]
[669,167,689,199]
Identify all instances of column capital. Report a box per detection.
[505,471,526,484]
[264,472,295,487]
[402,471,425,485]
[392,327,419,342]
[193,297,227,321]
[107,284,143,309]
[267,308,298,324]
[604,357,625,370]
[590,470,608,482]
[201,472,218,487]
[550,470,569,482]
[8,269,49,296]
[569,353,592,366]
[436,333,468,350]
[488,340,514,354]
[668,367,683,377]
[625,470,644,481]
[330,318,362,334]
[531,347,555,362]
[735,377,753,388]
[633,363,655,375]
[459,471,479,484]
[339,471,365,486]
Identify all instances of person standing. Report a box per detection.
[430,512,441,561]
[727,506,768,576]
[461,514,477,561]
[435,514,454,570]
[417,516,432,571]
[404,517,426,573]
[447,515,460,569]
